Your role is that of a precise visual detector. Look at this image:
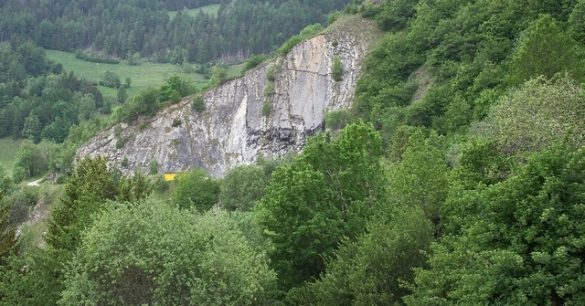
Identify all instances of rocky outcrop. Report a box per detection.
[77,17,379,177]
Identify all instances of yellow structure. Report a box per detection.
[164,173,178,182]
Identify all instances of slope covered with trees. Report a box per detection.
[1,0,585,305]
[0,0,351,63]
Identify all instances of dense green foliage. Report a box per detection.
[0,192,16,263]
[171,169,220,211]
[0,43,104,143]
[114,75,196,122]
[60,201,277,305]
[324,109,353,130]
[219,165,268,212]
[257,122,387,290]
[331,55,344,81]
[0,0,350,63]
[354,0,585,140]
[0,248,65,305]
[3,1,585,305]
[479,75,585,154]
[46,157,116,251]
[242,54,269,73]
[291,206,433,305]
[407,144,585,305]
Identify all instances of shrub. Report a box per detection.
[210,64,227,86]
[152,175,170,193]
[219,165,268,211]
[115,136,129,149]
[331,56,344,82]
[59,201,277,305]
[171,169,220,211]
[243,54,268,73]
[100,71,121,88]
[328,11,343,25]
[7,187,39,226]
[149,160,158,175]
[277,24,323,55]
[191,95,205,113]
[126,52,142,66]
[325,110,353,130]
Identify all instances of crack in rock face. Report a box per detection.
[76,18,378,177]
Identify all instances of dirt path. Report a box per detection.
[26,178,44,187]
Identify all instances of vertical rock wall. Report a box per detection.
[77,17,378,177]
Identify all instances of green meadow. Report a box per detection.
[45,50,209,99]
[46,49,247,100]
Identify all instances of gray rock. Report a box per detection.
[77,18,377,177]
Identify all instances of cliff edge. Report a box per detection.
[77,16,380,177]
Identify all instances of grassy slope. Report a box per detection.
[18,183,64,252]
[0,138,21,174]
[45,50,209,98]
[168,4,221,19]
[226,62,246,79]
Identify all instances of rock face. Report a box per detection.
[77,17,378,177]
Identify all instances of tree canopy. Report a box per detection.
[60,200,277,306]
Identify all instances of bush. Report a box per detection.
[59,201,277,305]
[114,88,161,122]
[278,24,323,55]
[219,165,268,211]
[160,75,196,103]
[116,86,128,104]
[7,187,39,226]
[480,75,585,154]
[171,169,220,211]
[509,15,584,85]
[277,35,302,56]
[100,71,121,88]
[152,175,170,193]
[266,64,279,82]
[328,11,343,25]
[325,110,353,130]
[149,160,158,175]
[126,52,142,66]
[191,95,205,113]
[12,167,26,184]
[262,99,272,117]
[331,56,344,81]
[115,136,129,149]
[243,54,268,73]
[210,64,227,86]
[0,167,13,193]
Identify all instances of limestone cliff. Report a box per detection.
[77,17,379,177]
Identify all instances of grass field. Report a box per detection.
[0,137,21,174]
[45,50,210,98]
[226,62,246,79]
[46,49,247,100]
[168,4,221,19]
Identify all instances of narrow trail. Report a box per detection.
[26,178,43,187]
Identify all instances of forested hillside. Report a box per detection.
[0,43,104,141]
[1,0,585,305]
[0,0,350,63]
